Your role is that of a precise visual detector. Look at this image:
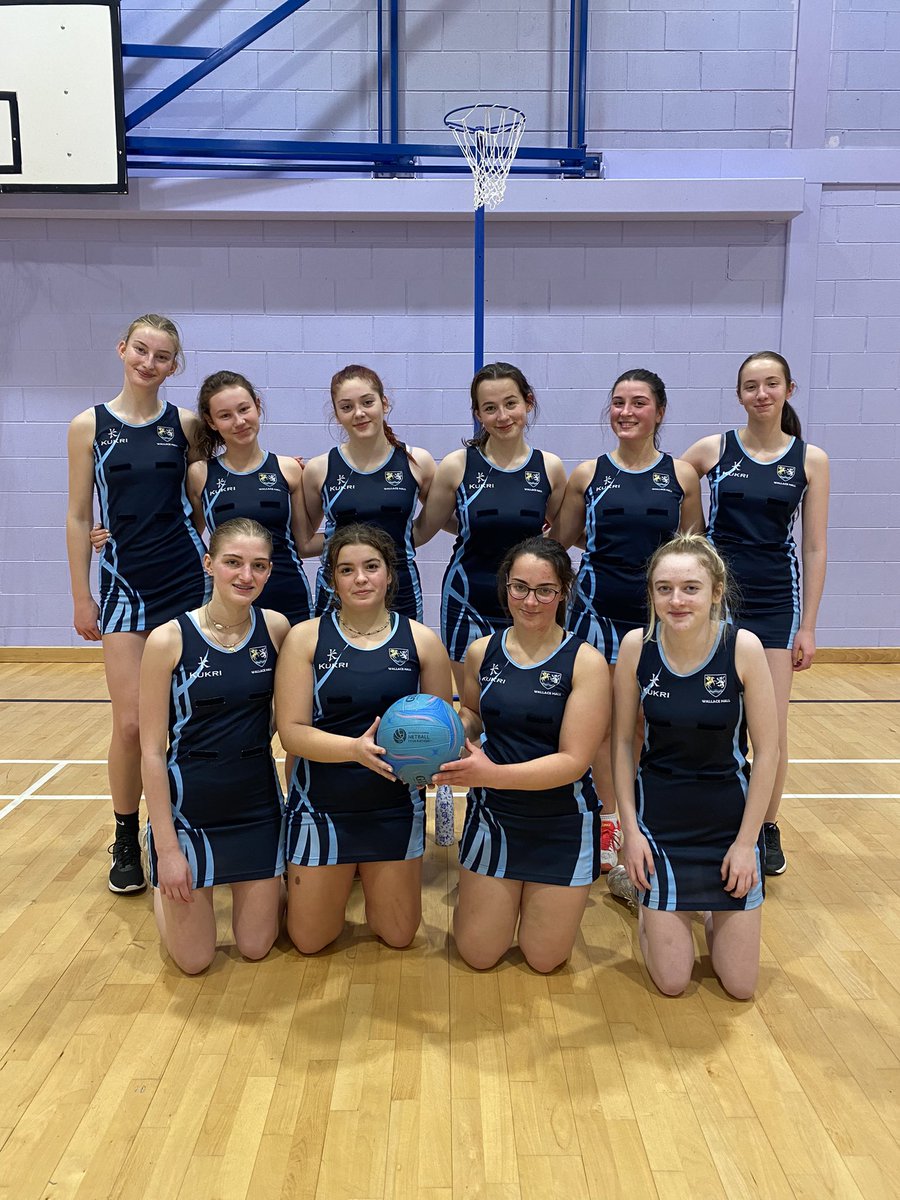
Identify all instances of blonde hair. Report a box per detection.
[643,533,733,640]
[208,517,272,560]
[120,313,185,374]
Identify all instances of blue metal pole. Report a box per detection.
[578,0,589,146]
[390,0,399,144]
[567,0,576,148]
[474,204,485,374]
[376,0,384,142]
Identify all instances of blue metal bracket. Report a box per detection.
[123,1,599,179]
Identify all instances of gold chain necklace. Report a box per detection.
[338,615,391,638]
[203,605,251,652]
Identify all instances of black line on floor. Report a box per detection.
[0,698,111,704]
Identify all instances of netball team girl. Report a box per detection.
[66,315,208,895]
[191,370,314,624]
[275,525,453,953]
[302,365,436,620]
[433,537,609,972]
[415,362,567,669]
[552,369,701,869]
[140,519,289,973]
[612,534,778,998]
[682,353,829,874]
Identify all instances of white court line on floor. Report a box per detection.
[0,758,107,764]
[0,762,68,821]
[785,793,900,799]
[33,794,112,800]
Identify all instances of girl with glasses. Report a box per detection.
[434,537,610,973]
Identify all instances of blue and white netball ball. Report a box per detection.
[376,694,465,788]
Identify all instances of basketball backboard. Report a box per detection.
[0,0,126,192]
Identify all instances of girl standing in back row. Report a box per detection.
[552,369,702,870]
[193,370,315,625]
[682,352,829,875]
[66,314,208,895]
[302,365,436,621]
[416,362,567,670]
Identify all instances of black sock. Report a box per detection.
[114,811,140,838]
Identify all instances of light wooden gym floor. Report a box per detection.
[0,661,898,1200]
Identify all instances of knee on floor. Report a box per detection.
[169,945,215,976]
[649,965,692,997]
[235,929,277,962]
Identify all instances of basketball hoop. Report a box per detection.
[444,104,526,211]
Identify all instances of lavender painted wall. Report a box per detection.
[1,0,898,647]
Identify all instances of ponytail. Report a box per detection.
[463,426,491,451]
[781,400,802,438]
[382,419,418,466]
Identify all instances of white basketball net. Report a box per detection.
[444,104,526,211]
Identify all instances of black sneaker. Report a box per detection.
[108,833,146,893]
[763,822,787,876]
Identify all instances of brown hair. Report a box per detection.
[120,314,184,374]
[737,351,801,438]
[603,368,668,450]
[195,370,263,461]
[330,365,417,466]
[208,517,273,560]
[325,522,398,609]
[643,533,736,641]
[464,362,537,451]
[497,535,574,628]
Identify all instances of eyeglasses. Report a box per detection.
[506,578,562,604]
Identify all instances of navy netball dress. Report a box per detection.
[284,613,424,866]
[634,624,764,911]
[93,402,208,633]
[441,446,552,661]
[568,452,684,663]
[458,630,601,886]
[315,445,423,620]
[147,611,284,889]
[706,430,807,648]
[202,452,313,624]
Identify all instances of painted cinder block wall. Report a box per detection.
[0,0,898,646]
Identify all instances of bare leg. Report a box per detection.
[637,908,696,996]
[231,876,284,961]
[154,886,217,975]
[594,663,643,871]
[704,908,762,1000]
[517,881,591,973]
[762,648,793,822]
[454,868,523,969]
[286,863,356,954]
[102,631,150,815]
[358,858,423,947]
[450,660,465,702]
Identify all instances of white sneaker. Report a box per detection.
[607,865,638,911]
